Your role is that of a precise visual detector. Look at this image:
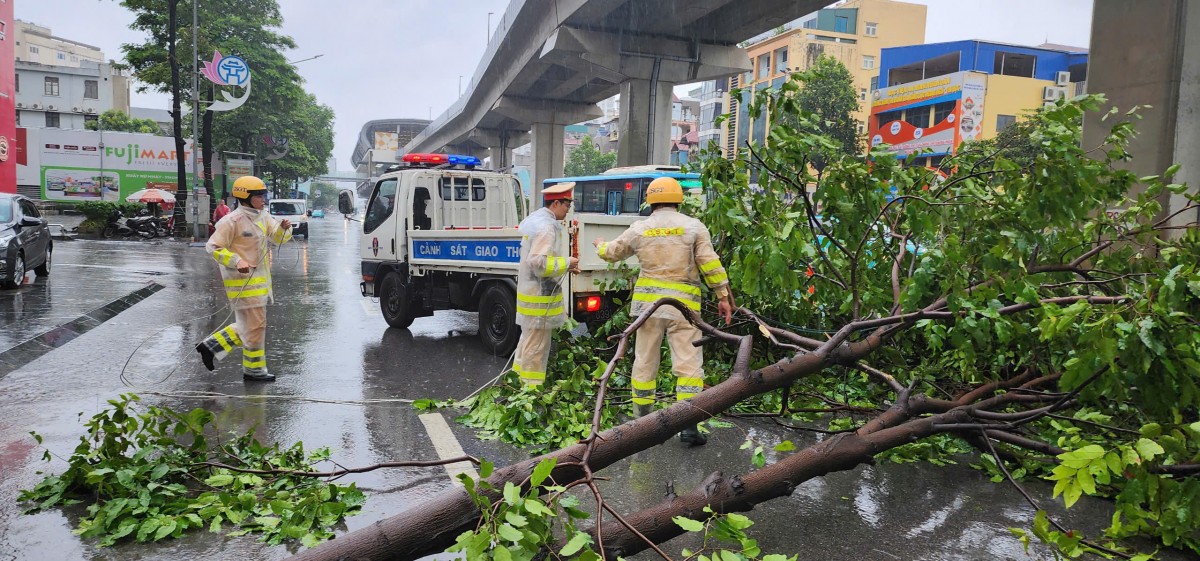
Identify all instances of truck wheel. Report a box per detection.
[379,272,415,329]
[478,284,520,356]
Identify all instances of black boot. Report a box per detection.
[632,403,652,418]
[679,424,707,447]
[196,343,215,372]
[243,371,276,382]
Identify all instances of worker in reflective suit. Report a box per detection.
[593,177,734,446]
[195,176,292,382]
[513,182,579,388]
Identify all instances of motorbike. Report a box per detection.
[102,210,154,239]
[126,213,170,238]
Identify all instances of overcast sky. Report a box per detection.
[16,0,1093,171]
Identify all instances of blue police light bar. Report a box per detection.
[448,154,481,167]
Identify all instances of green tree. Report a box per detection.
[564,136,616,176]
[120,0,334,191]
[785,54,861,156]
[298,93,1200,561]
[85,109,163,134]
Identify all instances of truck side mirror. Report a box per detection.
[338,190,356,215]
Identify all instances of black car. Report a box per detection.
[0,194,52,289]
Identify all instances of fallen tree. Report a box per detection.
[296,93,1200,560]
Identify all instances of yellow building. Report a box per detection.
[868,40,1088,167]
[720,0,927,156]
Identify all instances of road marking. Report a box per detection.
[418,412,479,487]
[360,299,379,316]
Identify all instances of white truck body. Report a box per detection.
[349,163,632,354]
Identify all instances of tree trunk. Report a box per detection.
[202,83,215,212]
[167,0,187,235]
[292,334,881,561]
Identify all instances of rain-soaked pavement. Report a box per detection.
[0,217,1186,561]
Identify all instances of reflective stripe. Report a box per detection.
[635,278,701,297]
[699,259,723,273]
[242,348,264,358]
[517,305,564,317]
[243,359,267,369]
[213,248,236,267]
[213,332,233,352]
[597,242,608,259]
[704,272,729,285]
[222,326,242,346]
[677,376,705,399]
[516,293,559,304]
[543,256,566,276]
[643,227,684,237]
[224,276,267,287]
[632,395,656,405]
[632,379,656,390]
[227,287,269,298]
[632,292,700,311]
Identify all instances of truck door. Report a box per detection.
[361,177,400,263]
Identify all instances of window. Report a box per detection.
[859,88,867,101]
[856,122,865,134]
[865,22,878,36]
[56,52,65,60]
[862,55,875,70]
[14,112,19,126]
[835,16,849,33]
[932,101,956,125]
[44,76,59,96]
[756,53,770,80]
[29,45,38,54]
[903,107,928,128]
[45,112,59,128]
[13,73,17,93]
[84,80,98,99]
[363,178,397,234]
[993,51,1036,78]
[19,199,40,219]
[996,114,1017,131]
[774,48,788,74]
[438,176,485,201]
[870,76,878,92]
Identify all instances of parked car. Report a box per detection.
[0,194,52,289]
[311,209,325,218]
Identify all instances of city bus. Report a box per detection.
[542,166,703,216]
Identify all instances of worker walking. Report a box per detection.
[513,182,580,388]
[593,176,734,446]
[195,176,292,382]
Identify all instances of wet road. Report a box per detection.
[0,217,1179,560]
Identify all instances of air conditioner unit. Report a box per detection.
[1055,71,1071,86]
[15,102,23,109]
[31,103,41,110]
[85,107,95,114]
[47,104,58,111]
[1042,86,1066,101]
[71,106,81,113]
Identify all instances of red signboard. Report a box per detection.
[0,0,15,193]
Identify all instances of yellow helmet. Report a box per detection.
[231,176,267,199]
[645,176,684,205]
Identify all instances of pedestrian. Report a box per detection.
[513,181,580,388]
[592,176,734,446]
[195,176,293,382]
[210,198,230,237]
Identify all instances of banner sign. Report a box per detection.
[201,51,251,112]
[374,132,399,152]
[411,239,521,263]
[868,71,987,159]
[18,128,203,202]
[226,158,254,181]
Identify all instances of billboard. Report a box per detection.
[374,132,399,152]
[18,128,204,202]
[0,0,16,194]
[868,71,988,159]
[226,158,254,181]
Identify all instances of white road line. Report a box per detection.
[418,412,479,487]
[360,299,379,316]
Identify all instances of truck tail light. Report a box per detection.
[584,295,601,312]
[363,274,374,283]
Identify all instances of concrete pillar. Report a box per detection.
[488,130,513,171]
[530,122,565,202]
[617,76,674,167]
[1084,0,1200,235]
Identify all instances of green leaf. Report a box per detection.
[559,531,593,556]
[205,474,234,487]
[530,457,556,488]
[503,482,521,506]
[773,441,796,452]
[1135,438,1164,461]
[496,523,524,543]
[674,516,705,532]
